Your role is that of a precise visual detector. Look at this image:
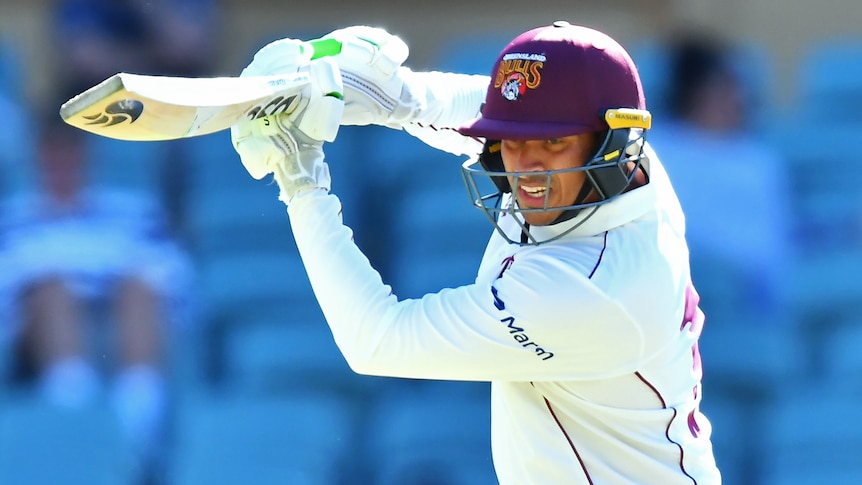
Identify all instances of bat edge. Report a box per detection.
[58,74,126,121]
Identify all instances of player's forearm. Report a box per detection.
[400,70,489,156]
[402,70,489,130]
[286,189,506,380]
[286,190,637,381]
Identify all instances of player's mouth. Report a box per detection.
[517,184,549,207]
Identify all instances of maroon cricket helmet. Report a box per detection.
[459,21,646,140]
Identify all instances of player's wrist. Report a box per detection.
[272,152,331,205]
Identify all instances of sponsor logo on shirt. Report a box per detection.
[491,285,555,361]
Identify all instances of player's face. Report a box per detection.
[500,133,596,226]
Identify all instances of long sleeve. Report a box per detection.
[400,70,488,156]
[285,189,645,381]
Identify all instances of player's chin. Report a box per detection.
[522,209,563,226]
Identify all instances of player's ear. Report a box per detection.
[478,139,510,193]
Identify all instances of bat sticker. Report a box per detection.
[83,99,145,126]
[247,95,297,120]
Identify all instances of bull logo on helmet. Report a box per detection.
[495,53,544,102]
[501,73,527,101]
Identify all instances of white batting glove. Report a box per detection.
[239,37,313,79]
[231,57,344,203]
[314,27,490,134]
[315,26,417,127]
[243,26,413,127]
[241,26,488,149]
[257,113,332,204]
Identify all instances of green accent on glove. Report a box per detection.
[309,38,343,59]
[306,39,345,99]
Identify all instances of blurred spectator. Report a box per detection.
[50,0,221,102]
[647,33,796,325]
[0,95,35,197]
[0,116,192,482]
[49,0,223,246]
[0,38,36,199]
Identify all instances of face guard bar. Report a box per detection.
[460,108,651,246]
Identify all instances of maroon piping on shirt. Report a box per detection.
[543,396,595,485]
[635,371,698,485]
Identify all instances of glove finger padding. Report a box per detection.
[241,38,313,77]
[296,58,344,142]
[232,57,344,182]
[236,26,418,128]
[319,26,415,126]
[321,26,408,78]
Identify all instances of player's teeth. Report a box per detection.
[522,186,545,195]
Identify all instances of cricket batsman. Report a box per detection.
[230,21,721,484]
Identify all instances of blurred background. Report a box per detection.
[1,0,861,484]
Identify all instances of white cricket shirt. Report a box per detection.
[286,144,721,484]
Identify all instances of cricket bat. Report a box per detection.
[59,38,344,142]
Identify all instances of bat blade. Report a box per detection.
[59,72,312,141]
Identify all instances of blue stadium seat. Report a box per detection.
[177,131,255,192]
[730,41,775,130]
[362,381,496,485]
[359,127,490,298]
[698,394,752,485]
[179,129,368,392]
[628,39,673,118]
[0,36,24,97]
[175,132,285,255]
[630,39,773,129]
[387,180,490,298]
[221,315,359,395]
[169,391,360,485]
[779,248,862,384]
[178,128,364,263]
[768,123,862,251]
[0,397,133,485]
[430,31,510,75]
[0,94,35,197]
[797,38,862,118]
[0,344,10,397]
[699,317,807,396]
[820,318,862,388]
[196,251,314,324]
[785,250,862,322]
[184,182,294,259]
[85,135,173,196]
[760,386,862,485]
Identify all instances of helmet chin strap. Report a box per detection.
[547,128,651,226]
[520,223,531,245]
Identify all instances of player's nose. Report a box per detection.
[513,141,547,172]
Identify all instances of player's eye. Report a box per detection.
[501,139,525,150]
[544,138,567,151]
